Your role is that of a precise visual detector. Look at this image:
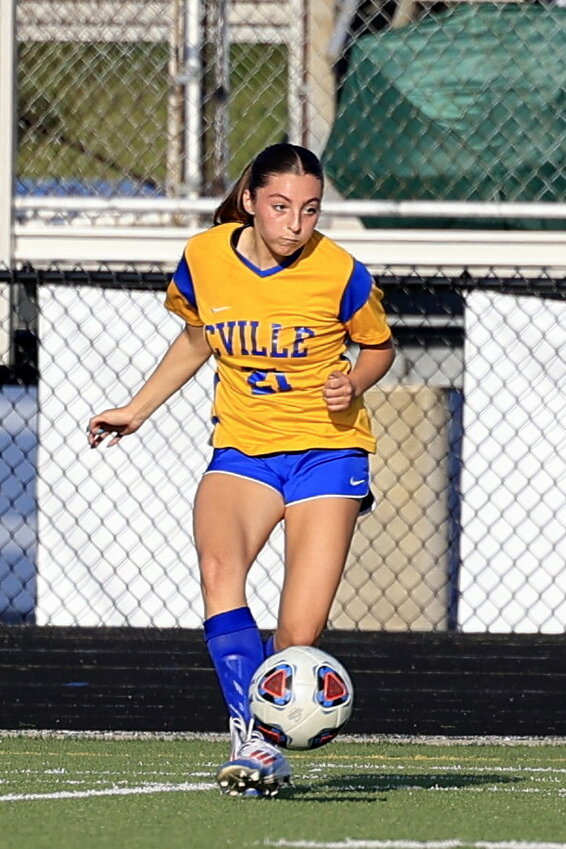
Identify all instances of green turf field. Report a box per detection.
[1,734,564,849]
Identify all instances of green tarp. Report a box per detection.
[323,5,566,228]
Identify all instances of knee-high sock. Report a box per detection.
[204,606,264,723]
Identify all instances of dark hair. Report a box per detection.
[213,143,324,226]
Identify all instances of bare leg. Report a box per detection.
[196,472,285,733]
[193,473,284,617]
[275,497,360,649]
[197,473,293,798]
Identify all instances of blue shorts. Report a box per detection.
[204,447,374,512]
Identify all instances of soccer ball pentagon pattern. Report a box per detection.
[249,645,354,750]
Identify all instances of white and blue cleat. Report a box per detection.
[216,716,292,798]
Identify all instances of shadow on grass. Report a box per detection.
[280,771,521,803]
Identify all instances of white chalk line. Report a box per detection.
[302,764,566,775]
[2,730,565,746]
[263,842,566,849]
[0,780,215,802]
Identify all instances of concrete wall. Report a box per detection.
[330,385,452,630]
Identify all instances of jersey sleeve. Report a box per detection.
[164,249,204,327]
[340,260,391,345]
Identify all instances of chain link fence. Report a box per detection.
[15,1,566,213]
[1,265,565,632]
[5,2,566,634]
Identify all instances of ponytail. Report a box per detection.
[213,163,254,226]
[213,143,323,227]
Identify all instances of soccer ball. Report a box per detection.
[249,645,354,750]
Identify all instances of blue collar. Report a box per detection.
[231,226,303,277]
[235,246,303,277]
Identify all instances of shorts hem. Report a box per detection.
[285,493,368,508]
[203,469,282,498]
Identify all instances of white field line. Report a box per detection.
[298,783,565,798]
[303,765,566,774]
[375,787,566,796]
[0,768,211,778]
[1,730,565,746]
[0,780,215,802]
[264,842,566,849]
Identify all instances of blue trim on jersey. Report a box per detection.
[339,260,373,323]
[173,253,198,310]
[235,246,303,278]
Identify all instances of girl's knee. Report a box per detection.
[199,552,229,585]
[199,553,245,607]
[275,622,325,650]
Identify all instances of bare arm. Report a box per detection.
[323,339,395,412]
[87,323,211,447]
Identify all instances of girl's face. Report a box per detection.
[243,172,322,262]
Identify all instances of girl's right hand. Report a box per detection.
[86,407,144,448]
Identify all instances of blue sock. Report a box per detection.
[264,633,277,659]
[204,606,264,724]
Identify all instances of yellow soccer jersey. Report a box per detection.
[165,223,391,455]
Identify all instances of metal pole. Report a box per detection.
[15,196,566,220]
[288,0,306,145]
[210,0,230,193]
[0,0,16,266]
[0,0,16,366]
[184,0,202,198]
[306,0,336,154]
[167,0,184,199]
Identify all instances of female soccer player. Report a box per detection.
[87,143,394,797]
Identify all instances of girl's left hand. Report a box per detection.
[323,370,355,412]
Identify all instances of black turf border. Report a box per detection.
[1,628,564,736]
